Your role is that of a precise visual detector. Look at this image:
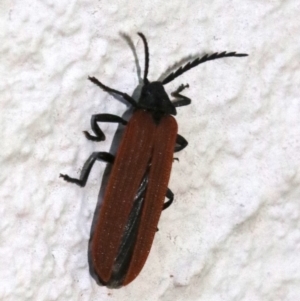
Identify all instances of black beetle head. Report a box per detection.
[138,81,176,115]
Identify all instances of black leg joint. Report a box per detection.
[172,84,191,108]
[83,113,127,142]
[163,188,174,210]
[174,134,188,152]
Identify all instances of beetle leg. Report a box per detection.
[163,188,174,210]
[171,84,191,107]
[174,134,188,152]
[88,76,138,108]
[60,152,115,187]
[83,114,128,141]
[156,189,174,232]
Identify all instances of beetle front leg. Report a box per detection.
[83,114,128,142]
[174,134,188,152]
[60,152,115,187]
[88,76,138,108]
[171,84,191,107]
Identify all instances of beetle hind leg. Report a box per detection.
[60,152,115,187]
[156,189,174,232]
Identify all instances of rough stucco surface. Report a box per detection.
[1,1,300,300]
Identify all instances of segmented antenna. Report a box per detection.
[137,32,149,84]
[161,51,248,85]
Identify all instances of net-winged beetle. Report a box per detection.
[60,33,248,288]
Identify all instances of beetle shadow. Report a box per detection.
[87,32,144,285]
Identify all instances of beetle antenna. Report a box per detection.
[161,51,248,85]
[137,32,149,84]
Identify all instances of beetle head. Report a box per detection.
[138,81,176,115]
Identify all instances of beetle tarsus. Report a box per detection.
[172,83,189,95]
[83,131,104,141]
[60,173,84,186]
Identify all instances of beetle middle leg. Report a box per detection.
[171,84,191,107]
[174,134,188,152]
[163,188,174,210]
[156,189,174,231]
[60,152,115,187]
[83,114,127,142]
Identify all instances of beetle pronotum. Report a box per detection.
[60,33,248,288]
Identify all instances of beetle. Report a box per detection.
[60,33,248,288]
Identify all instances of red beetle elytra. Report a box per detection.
[60,33,248,288]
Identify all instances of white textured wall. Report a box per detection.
[1,1,300,300]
